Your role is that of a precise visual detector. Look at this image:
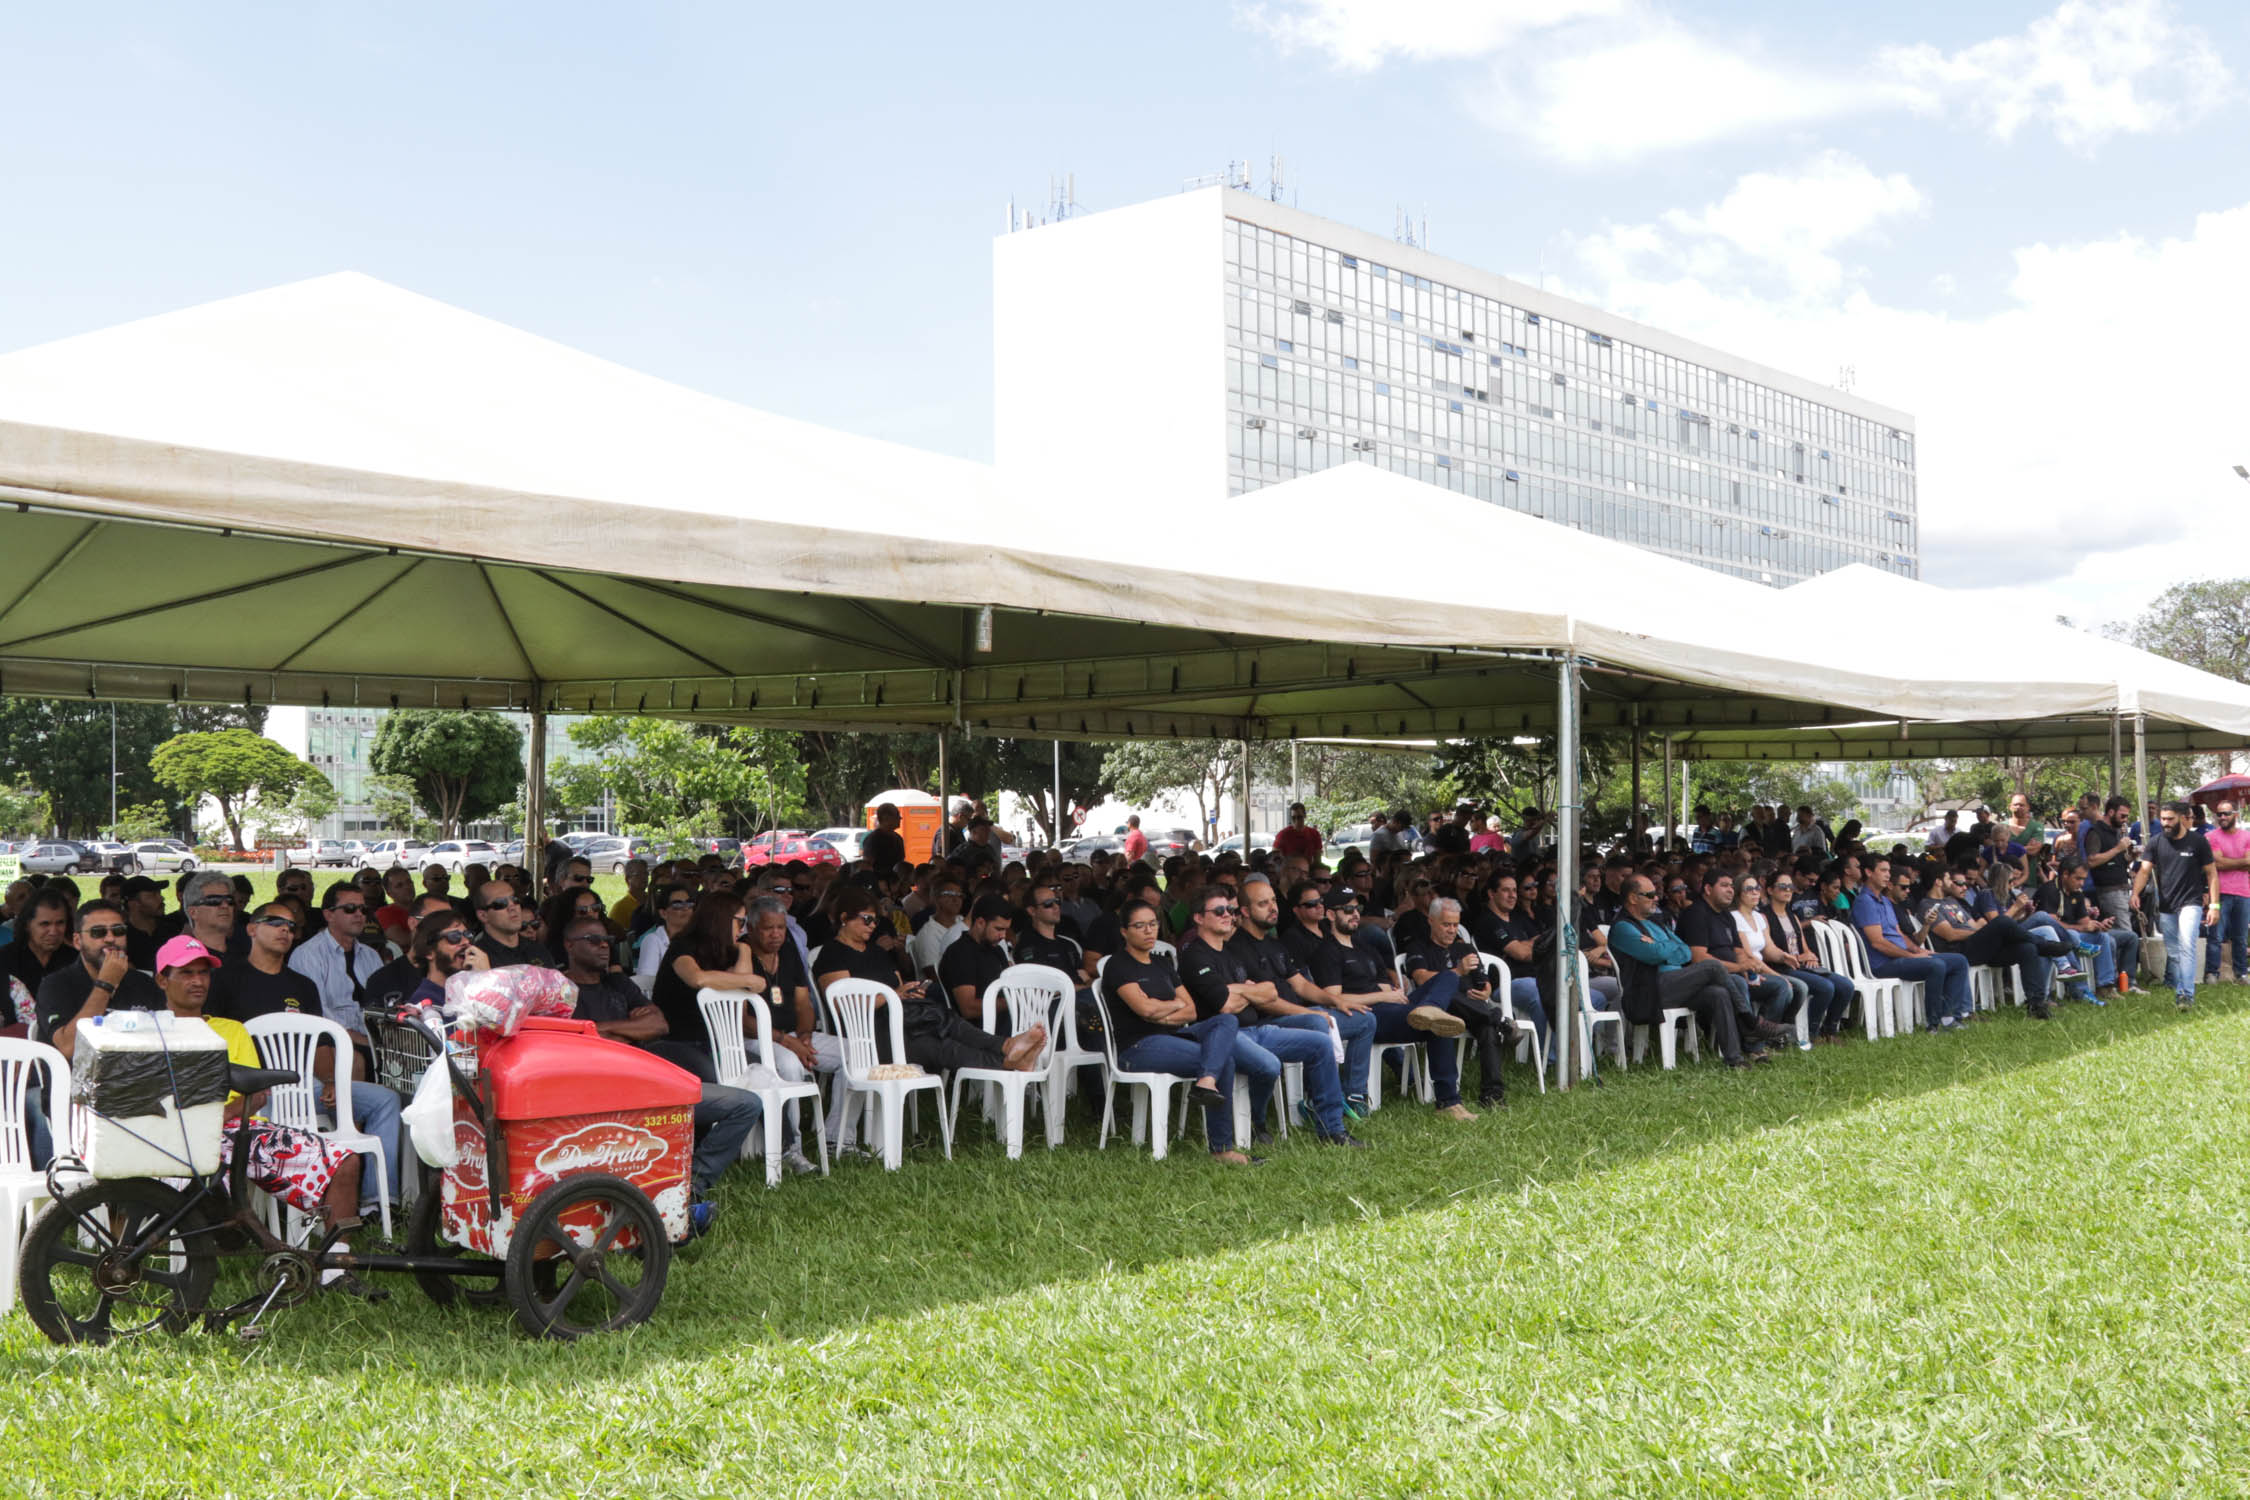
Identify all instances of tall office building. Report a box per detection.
[996,187,1917,585]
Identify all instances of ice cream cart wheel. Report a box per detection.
[18,1180,219,1346]
[402,1167,504,1308]
[503,1174,670,1341]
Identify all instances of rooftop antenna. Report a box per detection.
[1268,154,1286,203]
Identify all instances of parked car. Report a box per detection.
[276,839,354,870]
[738,831,808,867]
[575,835,655,874]
[19,840,100,875]
[1059,834,1123,862]
[1209,833,1276,856]
[744,834,840,868]
[357,838,430,871]
[813,827,869,863]
[1145,829,1199,860]
[84,840,144,874]
[129,840,200,874]
[420,839,502,875]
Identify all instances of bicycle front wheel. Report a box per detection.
[19,1179,219,1345]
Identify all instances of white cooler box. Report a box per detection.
[71,1012,232,1179]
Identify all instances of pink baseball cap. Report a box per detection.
[155,935,224,974]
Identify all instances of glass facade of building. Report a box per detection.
[305,708,384,838]
[1223,216,1917,584]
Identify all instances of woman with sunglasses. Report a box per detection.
[815,886,1043,1078]
[633,882,699,980]
[654,891,768,1063]
[1760,874,1852,1041]
[1103,898,1252,1164]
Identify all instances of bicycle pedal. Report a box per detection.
[236,1323,267,1343]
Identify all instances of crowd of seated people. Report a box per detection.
[0,787,2231,1200]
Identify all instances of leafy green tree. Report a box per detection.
[794,731,938,826]
[555,718,805,845]
[2131,578,2250,686]
[110,800,175,842]
[0,783,52,840]
[369,710,524,837]
[1100,741,1248,834]
[149,729,325,851]
[949,738,1114,844]
[171,704,270,736]
[0,699,177,836]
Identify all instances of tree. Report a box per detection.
[554,718,806,846]
[149,729,324,851]
[369,711,524,837]
[0,700,179,836]
[1101,741,1248,835]
[950,738,1115,844]
[365,773,439,840]
[794,731,939,827]
[170,704,270,736]
[2131,579,2250,685]
[110,800,174,842]
[0,784,51,840]
[256,776,340,843]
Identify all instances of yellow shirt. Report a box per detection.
[203,1013,260,1108]
[610,893,642,929]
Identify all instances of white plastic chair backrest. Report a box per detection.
[1833,923,1878,981]
[1088,976,1125,1074]
[0,1036,67,1174]
[1151,940,1176,965]
[1479,950,1516,1019]
[984,964,1070,1048]
[823,979,904,1082]
[631,973,656,998]
[696,989,762,1089]
[1807,921,1842,973]
[245,1014,352,1133]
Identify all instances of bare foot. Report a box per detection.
[1002,1027,1048,1071]
[1211,1149,1255,1166]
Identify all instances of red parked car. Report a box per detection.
[742,832,840,867]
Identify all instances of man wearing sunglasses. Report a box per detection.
[1011,883,1088,983]
[407,907,486,1007]
[361,893,469,1016]
[470,880,553,969]
[939,895,1020,1023]
[33,898,164,1057]
[1229,875,1378,1130]
[287,883,390,1043]
[2202,800,2249,985]
[211,901,323,1022]
[178,869,252,962]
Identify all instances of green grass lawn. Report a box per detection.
[9,980,2250,1497]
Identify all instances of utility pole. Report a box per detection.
[109,703,118,837]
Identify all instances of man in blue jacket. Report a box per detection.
[1606,877,1759,1068]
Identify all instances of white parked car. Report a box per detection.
[130,839,199,874]
[813,827,869,862]
[419,840,501,875]
[358,838,430,871]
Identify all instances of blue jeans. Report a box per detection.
[1505,976,1551,1063]
[1242,1018,1347,1137]
[1119,1013,1240,1152]
[1792,968,1854,1034]
[1372,969,1462,1108]
[1323,1007,1379,1103]
[2160,906,2205,1001]
[2204,892,2249,979]
[691,1084,762,1194]
[1872,951,1971,1024]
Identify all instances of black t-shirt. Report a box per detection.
[2148,829,2214,912]
[573,972,650,1030]
[947,840,1001,879]
[938,937,1013,1012]
[1298,932,1385,995]
[1390,908,1430,952]
[1083,909,1128,960]
[861,828,905,872]
[800,911,837,953]
[1944,830,1986,868]
[1468,906,1540,964]
[1431,823,1471,856]
[1676,901,1740,964]
[748,943,814,1032]
[209,960,321,1023]
[5,938,77,1001]
[33,962,164,1045]
[1010,925,1082,979]
[815,939,909,993]
[650,942,743,1057]
[124,921,162,976]
[1177,937,1248,1021]
[1404,933,1480,988]
[2080,819,2127,888]
[1101,951,1184,1047]
[1228,930,1304,999]
[474,933,555,969]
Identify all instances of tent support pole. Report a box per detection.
[1290,740,1300,806]
[526,695,547,904]
[1241,739,1252,844]
[1555,655,1579,1092]
[936,727,949,858]
[2110,711,2123,800]
[1052,739,1062,848]
[1629,706,1643,853]
[2134,714,2149,841]
[1661,735,1673,854]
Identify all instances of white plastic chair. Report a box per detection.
[1042,966,1108,1150]
[697,989,828,1187]
[950,965,1066,1160]
[1811,922,1896,1041]
[630,973,657,998]
[1089,979,1195,1161]
[244,1013,393,1238]
[1479,953,1547,1095]
[0,1037,68,1315]
[823,979,951,1171]
[1576,954,1626,1077]
[1609,953,1698,1069]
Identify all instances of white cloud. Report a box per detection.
[1662,151,1925,295]
[1562,173,2250,625]
[1246,0,2231,163]
[1240,0,1627,71]
[1884,0,2230,150]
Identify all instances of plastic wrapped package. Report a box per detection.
[440,965,579,1039]
[71,1012,231,1178]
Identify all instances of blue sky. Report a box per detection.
[4,1,2246,625]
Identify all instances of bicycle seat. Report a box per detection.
[229,1064,301,1095]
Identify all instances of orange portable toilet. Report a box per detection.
[864,789,944,859]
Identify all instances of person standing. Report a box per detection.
[2201,799,2249,985]
[861,803,907,874]
[2080,796,2137,930]
[2136,800,2217,1010]
[1272,804,1323,863]
[1120,815,1149,865]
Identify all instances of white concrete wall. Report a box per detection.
[994,188,1230,507]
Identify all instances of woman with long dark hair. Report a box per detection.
[654,890,767,1059]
